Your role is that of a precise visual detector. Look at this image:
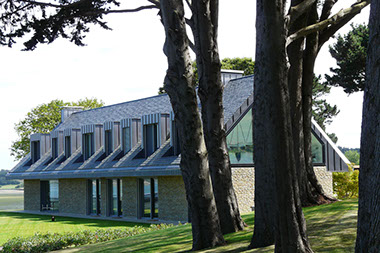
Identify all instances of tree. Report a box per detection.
[221,57,255,75]
[250,0,370,249]
[1,0,244,249]
[325,23,368,94]
[344,150,360,165]
[355,1,380,251]
[10,98,104,160]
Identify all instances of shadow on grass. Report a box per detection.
[0,212,151,228]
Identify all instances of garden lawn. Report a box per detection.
[59,198,358,253]
[0,212,150,246]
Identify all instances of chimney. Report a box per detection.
[221,69,244,86]
[61,106,84,123]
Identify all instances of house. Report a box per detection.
[6,71,350,222]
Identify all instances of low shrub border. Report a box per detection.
[0,224,174,253]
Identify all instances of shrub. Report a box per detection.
[333,165,359,199]
[0,224,173,253]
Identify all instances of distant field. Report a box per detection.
[0,189,23,211]
[0,184,22,190]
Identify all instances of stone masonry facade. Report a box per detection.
[59,179,88,215]
[314,166,333,197]
[158,176,188,222]
[231,167,255,214]
[122,177,138,218]
[24,179,40,211]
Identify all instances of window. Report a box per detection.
[89,179,101,215]
[52,138,58,159]
[144,124,158,157]
[105,130,112,156]
[226,109,253,164]
[311,132,324,164]
[109,179,122,216]
[31,141,40,164]
[83,133,94,160]
[139,178,158,219]
[65,136,71,158]
[122,127,131,154]
[40,180,59,211]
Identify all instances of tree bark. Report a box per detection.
[160,0,225,250]
[191,0,245,234]
[250,0,313,251]
[355,1,380,251]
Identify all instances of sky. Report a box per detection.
[0,1,370,170]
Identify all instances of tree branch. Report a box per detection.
[320,0,337,21]
[287,0,370,47]
[286,0,316,29]
[101,5,159,14]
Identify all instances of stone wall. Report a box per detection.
[100,178,108,216]
[122,177,138,218]
[314,166,333,197]
[24,179,40,211]
[158,176,188,222]
[231,167,255,214]
[59,179,88,215]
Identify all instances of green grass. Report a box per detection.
[58,198,359,253]
[0,212,151,246]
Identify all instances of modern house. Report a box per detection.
[7,71,350,222]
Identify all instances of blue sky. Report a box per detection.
[0,0,369,170]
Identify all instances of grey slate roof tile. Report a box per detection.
[8,76,255,179]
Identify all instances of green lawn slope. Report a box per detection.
[58,198,358,252]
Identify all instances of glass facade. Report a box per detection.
[52,138,58,159]
[49,180,59,211]
[311,132,324,164]
[110,179,122,216]
[90,179,101,215]
[142,178,158,219]
[226,108,325,166]
[31,141,40,164]
[226,109,253,164]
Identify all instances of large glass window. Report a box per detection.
[227,109,253,164]
[122,127,131,154]
[84,133,94,160]
[140,178,158,219]
[90,179,101,215]
[311,132,324,164]
[110,179,122,216]
[40,180,59,211]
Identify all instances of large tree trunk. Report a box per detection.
[250,0,313,251]
[355,1,380,251]
[160,0,225,250]
[191,0,245,234]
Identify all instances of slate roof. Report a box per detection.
[7,74,349,180]
[7,76,254,179]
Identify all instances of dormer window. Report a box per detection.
[81,124,103,161]
[52,138,58,159]
[31,140,40,163]
[64,136,71,158]
[121,118,141,154]
[83,133,94,160]
[63,128,81,159]
[141,113,170,158]
[30,133,50,164]
[103,121,120,156]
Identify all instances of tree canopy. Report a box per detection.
[325,23,368,94]
[11,98,104,160]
